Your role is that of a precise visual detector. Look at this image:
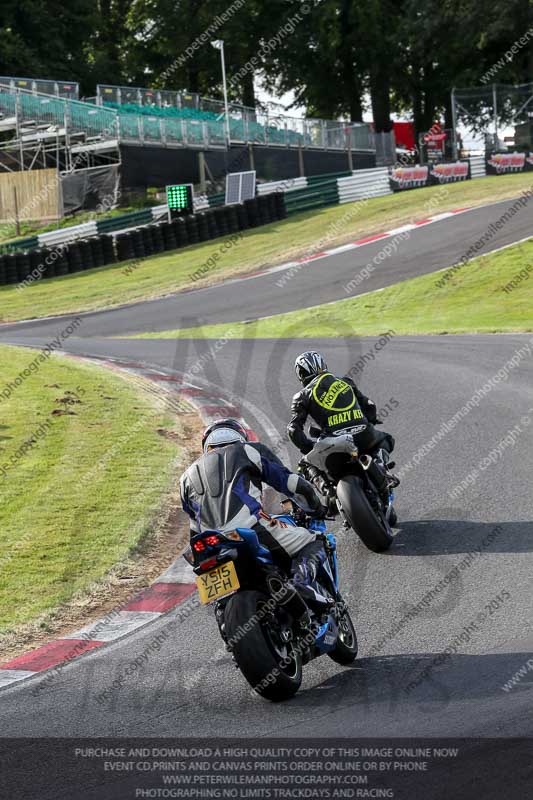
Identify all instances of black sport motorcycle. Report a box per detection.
[298,427,398,553]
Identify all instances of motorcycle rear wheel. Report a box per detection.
[224,590,303,701]
[337,474,393,552]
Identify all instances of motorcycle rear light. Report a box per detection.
[205,534,220,546]
[193,540,206,553]
[200,557,218,571]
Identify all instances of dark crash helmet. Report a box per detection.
[201,417,249,453]
[294,351,328,387]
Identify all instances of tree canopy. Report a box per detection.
[1,0,532,137]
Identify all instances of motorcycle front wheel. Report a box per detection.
[224,590,303,701]
[337,474,394,552]
[329,609,358,665]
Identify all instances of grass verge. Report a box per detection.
[0,346,195,652]
[130,237,533,338]
[1,172,533,323]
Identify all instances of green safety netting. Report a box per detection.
[0,91,17,116]
[103,99,305,146]
[0,91,117,138]
[104,100,219,122]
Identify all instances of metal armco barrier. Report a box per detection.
[337,168,391,204]
[97,209,153,234]
[283,175,340,216]
[39,222,98,247]
[469,154,487,178]
[0,235,39,254]
[257,177,308,194]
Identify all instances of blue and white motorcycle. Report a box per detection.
[183,501,357,701]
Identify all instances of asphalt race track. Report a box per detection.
[3,194,533,339]
[0,201,532,796]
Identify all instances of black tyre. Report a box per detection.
[141,227,153,256]
[101,234,116,264]
[337,475,393,552]
[89,237,105,267]
[206,210,219,239]
[224,590,302,701]
[196,212,210,241]
[184,215,199,243]
[132,229,146,258]
[78,240,94,270]
[5,253,18,284]
[243,198,259,227]
[161,221,177,251]
[15,252,30,282]
[328,609,358,665]
[151,224,165,253]
[236,203,249,230]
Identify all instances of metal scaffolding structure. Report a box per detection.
[451,81,533,154]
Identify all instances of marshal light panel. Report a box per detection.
[166,184,194,217]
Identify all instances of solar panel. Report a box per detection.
[225,170,256,204]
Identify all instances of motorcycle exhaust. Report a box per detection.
[266,574,308,620]
[359,454,373,470]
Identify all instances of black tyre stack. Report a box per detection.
[243,198,260,228]
[236,203,249,231]
[101,234,116,265]
[196,212,211,242]
[15,252,30,283]
[5,253,18,284]
[206,209,220,239]
[132,229,146,260]
[90,237,105,268]
[54,246,70,277]
[143,226,156,257]
[266,192,278,222]
[185,214,199,244]
[161,221,177,251]
[273,191,287,220]
[79,239,95,271]
[151,224,165,254]
[116,232,135,262]
[256,195,272,226]
[175,218,189,248]
[38,247,55,278]
[214,206,229,236]
[65,242,82,274]
[39,247,53,279]
[0,255,7,286]
[226,205,240,234]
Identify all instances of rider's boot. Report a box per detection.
[368,451,400,526]
[376,448,401,488]
[304,464,337,515]
[376,449,400,526]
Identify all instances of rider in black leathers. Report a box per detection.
[286,351,398,507]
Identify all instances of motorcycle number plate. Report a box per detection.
[196,561,240,605]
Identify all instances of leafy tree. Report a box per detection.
[0,0,97,93]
